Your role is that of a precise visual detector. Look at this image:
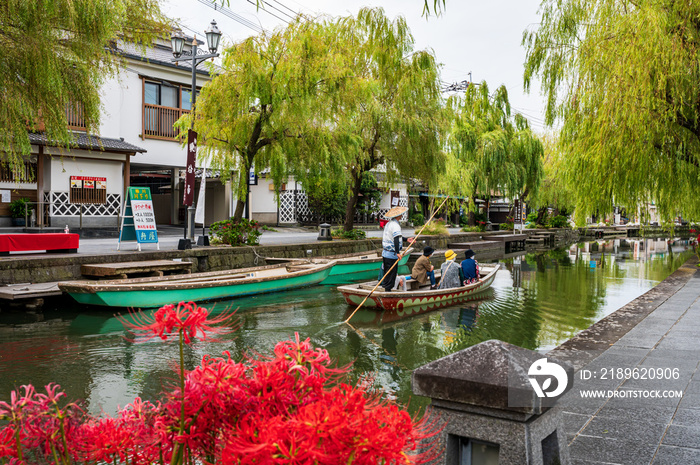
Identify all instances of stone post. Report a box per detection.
[412,339,571,465]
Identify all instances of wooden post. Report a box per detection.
[36,146,44,227]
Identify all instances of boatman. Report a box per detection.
[380,205,408,292]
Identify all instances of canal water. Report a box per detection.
[0,238,693,416]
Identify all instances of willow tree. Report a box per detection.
[185,17,352,221]
[523,0,700,223]
[446,82,543,224]
[527,133,576,222]
[1,0,168,178]
[333,8,448,231]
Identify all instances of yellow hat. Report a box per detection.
[445,249,456,261]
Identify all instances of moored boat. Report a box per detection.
[337,263,500,311]
[59,261,334,308]
[266,249,412,284]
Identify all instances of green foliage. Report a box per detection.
[332,8,449,230]
[416,220,449,236]
[442,82,544,217]
[409,212,425,226]
[9,198,32,219]
[210,218,262,246]
[184,16,349,222]
[0,0,168,179]
[500,219,514,231]
[526,212,538,223]
[304,176,347,221]
[331,228,367,240]
[357,172,382,217]
[547,215,569,229]
[523,0,700,221]
[461,225,482,233]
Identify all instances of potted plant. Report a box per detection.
[9,197,32,226]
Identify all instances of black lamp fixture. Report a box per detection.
[170,29,185,59]
[205,20,221,54]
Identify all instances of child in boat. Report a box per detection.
[460,249,480,285]
[437,249,464,289]
[410,246,436,289]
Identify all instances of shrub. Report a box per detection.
[547,215,569,228]
[209,218,262,246]
[409,212,425,226]
[9,198,32,219]
[331,228,367,240]
[461,225,482,233]
[416,219,449,235]
[500,221,514,231]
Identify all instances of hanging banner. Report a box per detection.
[183,129,197,206]
[118,186,159,251]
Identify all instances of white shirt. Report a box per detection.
[382,219,402,259]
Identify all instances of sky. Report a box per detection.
[162,0,548,133]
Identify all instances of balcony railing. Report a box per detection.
[66,103,86,130]
[0,161,36,183]
[144,104,190,139]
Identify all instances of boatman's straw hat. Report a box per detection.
[384,206,408,219]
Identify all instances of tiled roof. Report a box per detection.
[119,41,215,77]
[28,133,146,154]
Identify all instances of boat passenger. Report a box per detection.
[437,249,464,289]
[410,246,436,289]
[380,205,408,292]
[460,249,480,285]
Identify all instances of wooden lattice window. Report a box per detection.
[70,176,107,204]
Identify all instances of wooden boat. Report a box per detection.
[59,261,334,308]
[337,263,500,311]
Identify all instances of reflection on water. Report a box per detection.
[0,238,693,415]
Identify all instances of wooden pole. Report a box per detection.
[344,195,450,324]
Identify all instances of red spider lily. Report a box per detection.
[117,301,237,344]
[1,310,440,464]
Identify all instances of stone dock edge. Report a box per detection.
[548,255,700,371]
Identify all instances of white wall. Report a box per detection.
[99,60,212,170]
[46,150,124,195]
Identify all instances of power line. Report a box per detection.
[259,0,296,22]
[197,0,265,34]
[246,0,290,24]
[268,0,299,16]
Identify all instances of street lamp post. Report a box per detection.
[171,20,221,249]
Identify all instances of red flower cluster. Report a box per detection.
[0,310,440,465]
[117,301,236,343]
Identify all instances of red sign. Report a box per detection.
[71,176,106,189]
[183,129,197,206]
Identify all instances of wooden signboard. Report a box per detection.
[118,187,159,251]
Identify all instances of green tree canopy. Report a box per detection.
[332,8,449,230]
[0,0,168,176]
[445,82,544,223]
[523,0,700,222]
[185,17,349,221]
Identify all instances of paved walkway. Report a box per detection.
[5,226,464,256]
[557,261,700,464]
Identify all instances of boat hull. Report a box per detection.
[61,263,333,308]
[338,264,500,311]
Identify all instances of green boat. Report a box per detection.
[314,250,411,284]
[59,261,334,308]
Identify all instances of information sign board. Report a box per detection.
[118,187,159,251]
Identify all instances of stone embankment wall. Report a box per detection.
[0,229,581,285]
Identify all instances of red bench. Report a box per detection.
[0,233,79,256]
